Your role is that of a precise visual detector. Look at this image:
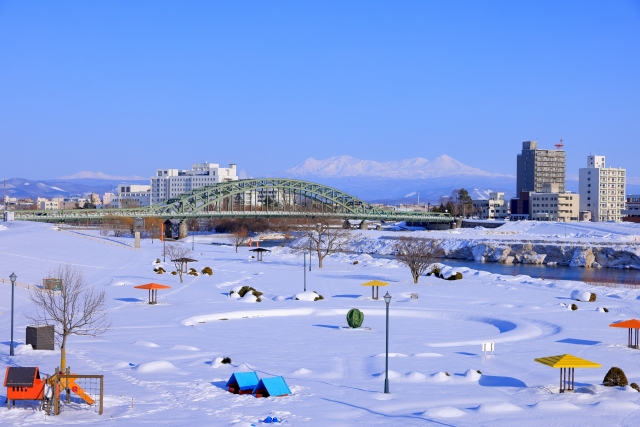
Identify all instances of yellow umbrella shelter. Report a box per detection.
[361,280,389,300]
[609,319,640,349]
[534,354,601,393]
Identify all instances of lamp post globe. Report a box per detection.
[9,272,17,357]
[383,291,391,393]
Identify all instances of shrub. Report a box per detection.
[630,382,640,392]
[446,272,463,281]
[314,293,324,301]
[221,357,232,364]
[201,267,213,276]
[155,258,161,264]
[589,293,597,302]
[570,303,578,310]
[603,367,628,387]
[476,370,482,375]
[603,307,609,313]
[445,372,450,376]
[346,308,364,328]
[237,286,255,297]
[428,267,441,277]
[171,271,177,276]
[353,260,359,265]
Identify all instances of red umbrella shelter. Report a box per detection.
[134,283,172,305]
[610,319,640,349]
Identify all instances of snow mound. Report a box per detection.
[413,352,443,357]
[294,291,322,301]
[135,360,179,373]
[596,307,607,313]
[171,345,200,351]
[463,369,481,381]
[424,406,466,418]
[575,385,600,394]
[113,280,134,286]
[477,402,522,413]
[402,372,428,382]
[210,357,232,368]
[428,372,451,382]
[112,362,134,369]
[531,401,580,411]
[593,400,640,411]
[292,368,313,376]
[571,290,594,302]
[14,344,34,354]
[240,292,258,303]
[134,340,160,348]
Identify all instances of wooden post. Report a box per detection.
[99,376,104,415]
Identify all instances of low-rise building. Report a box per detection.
[472,192,509,219]
[529,183,579,222]
[116,184,151,208]
[622,194,640,223]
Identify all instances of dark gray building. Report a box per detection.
[516,141,566,194]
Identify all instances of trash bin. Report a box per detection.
[26,325,55,350]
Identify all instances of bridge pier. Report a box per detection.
[359,220,368,230]
[164,220,188,239]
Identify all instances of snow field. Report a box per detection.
[0,221,640,426]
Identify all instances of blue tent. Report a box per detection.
[225,372,259,394]
[253,376,291,398]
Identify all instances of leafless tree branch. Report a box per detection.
[393,237,443,283]
[26,264,111,371]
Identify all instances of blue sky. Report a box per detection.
[1,1,639,180]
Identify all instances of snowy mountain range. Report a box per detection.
[278,155,514,179]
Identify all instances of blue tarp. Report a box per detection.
[225,372,259,391]
[253,376,291,397]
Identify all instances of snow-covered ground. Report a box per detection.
[2,221,640,426]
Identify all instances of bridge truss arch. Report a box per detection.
[13,178,453,223]
[152,178,452,222]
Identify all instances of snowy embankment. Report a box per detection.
[333,221,640,269]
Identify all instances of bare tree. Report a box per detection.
[298,219,354,268]
[27,264,111,372]
[394,237,442,283]
[229,227,249,253]
[163,243,193,282]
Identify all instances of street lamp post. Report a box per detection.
[383,291,392,393]
[309,240,312,271]
[303,251,307,292]
[9,272,16,357]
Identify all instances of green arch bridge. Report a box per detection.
[12,178,452,224]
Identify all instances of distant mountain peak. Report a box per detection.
[278,155,512,179]
[58,171,147,180]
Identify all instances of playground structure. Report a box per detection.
[609,319,640,349]
[534,354,601,393]
[4,366,103,415]
[361,280,389,300]
[225,372,290,398]
[135,283,172,304]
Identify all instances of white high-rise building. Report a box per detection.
[150,163,238,204]
[579,155,626,222]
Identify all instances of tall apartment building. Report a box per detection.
[579,155,626,222]
[150,163,238,204]
[516,141,566,194]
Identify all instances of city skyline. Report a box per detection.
[1,1,639,180]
